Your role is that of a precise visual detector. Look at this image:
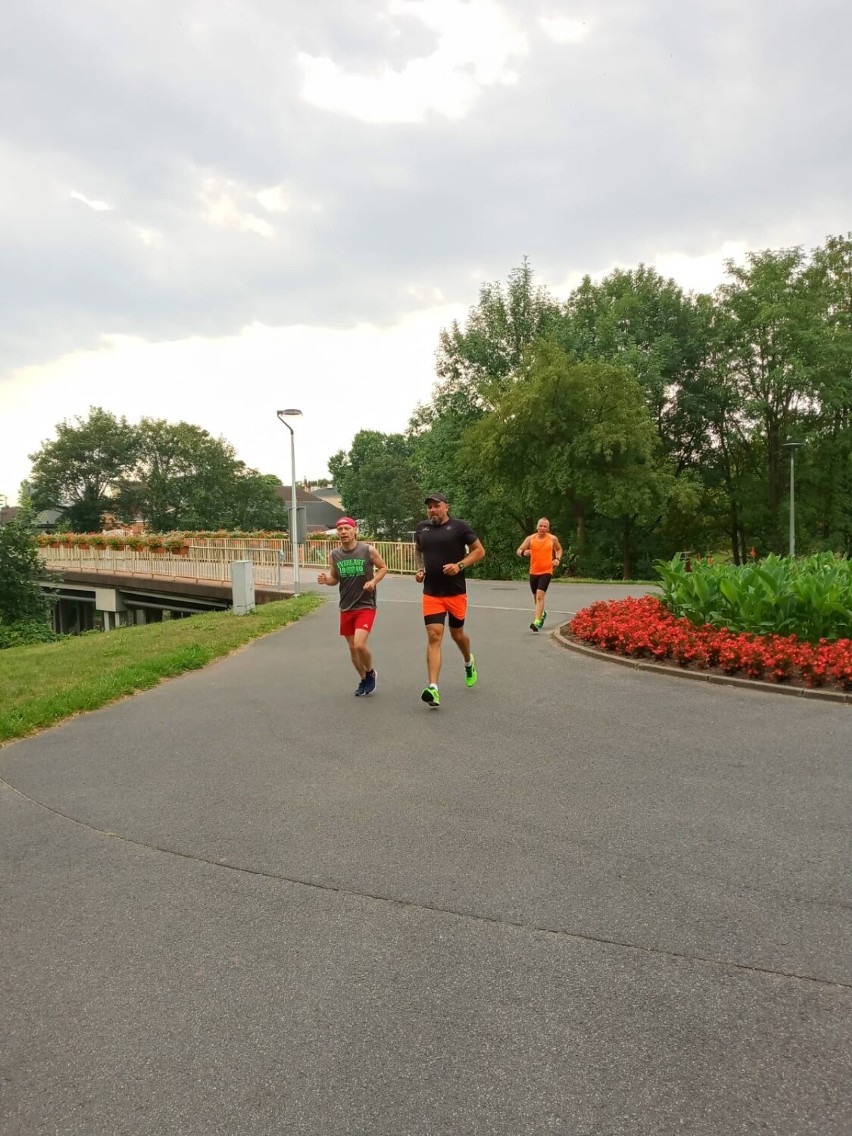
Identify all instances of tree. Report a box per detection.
[433,258,562,401]
[124,419,246,530]
[329,431,422,538]
[414,258,563,435]
[563,264,713,470]
[802,234,852,552]
[228,471,288,531]
[0,512,51,625]
[28,407,138,531]
[465,344,676,577]
[715,247,817,551]
[409,260,565,539]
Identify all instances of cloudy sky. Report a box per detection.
[2,0,849,505]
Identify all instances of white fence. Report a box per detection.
[38,539,418,585]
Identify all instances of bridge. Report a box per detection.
[38,540,417,631]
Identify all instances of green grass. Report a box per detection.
[0,595,323,745]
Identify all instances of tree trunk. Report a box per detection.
[572,501,586,556]
[621,516,633,579]
[568,490,586,556]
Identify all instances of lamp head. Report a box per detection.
[277,409,303,419]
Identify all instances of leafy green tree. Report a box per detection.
[715,246,818,551]
[228,471,288,531]
[465,344,677,577]
[409,260,564,537]
[563,264,713,470]
[0,512,51,624]
[802,234,852,552]
[124,419,244,530]
[329,431,422,538]
[28,407,138,531]
[430,258,562,411]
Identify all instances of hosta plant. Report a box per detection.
[654,553,852,643]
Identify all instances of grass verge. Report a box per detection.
[0,595,323,745]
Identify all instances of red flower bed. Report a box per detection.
[569,595,852,691]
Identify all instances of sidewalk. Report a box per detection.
[2,581,850,1134]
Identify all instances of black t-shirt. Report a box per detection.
[414,516,479,596]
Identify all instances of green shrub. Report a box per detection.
[1,514,53,623]
[654,552,852,642]
[0,619,60,650]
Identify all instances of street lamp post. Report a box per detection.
[782,439,803,558]
[276,409,303,595]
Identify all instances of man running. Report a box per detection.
[414,492,486,707]
[517,517,563,631]
[317,517,388,695]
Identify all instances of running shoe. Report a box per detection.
[354,676,368,696]
[421,684,440,707]
[464,655,477,687]
[530,620,540,632]
[362,669,377,696]
[541,610,548,627]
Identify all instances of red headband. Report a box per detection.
[336,517,357,528]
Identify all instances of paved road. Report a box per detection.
[2,579,850,1135]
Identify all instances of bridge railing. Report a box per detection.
[37,539,419,583]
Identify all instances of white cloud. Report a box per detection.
[69,190,114,212]
[539,15,591,45]
[256,186,291,213]
[405,283,449,304]
[0,302,467,500]
[2,0,851,506]
[297,0,528,123]
[653,241,750,295]
[200,178,276,239]
[130,224,162,247]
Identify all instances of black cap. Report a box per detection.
[424,492,448,504]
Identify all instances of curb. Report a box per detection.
[551,627,852,705]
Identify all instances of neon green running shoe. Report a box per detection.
[464,655,477,688]
[541,611,547,627]
[421,684,440,707]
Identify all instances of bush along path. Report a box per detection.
[568,595,852,694]
[654,551,852,642]
[568,552,852,693]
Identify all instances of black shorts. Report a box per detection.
[529,573,552,594]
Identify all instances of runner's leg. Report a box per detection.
[449,624,471,662]
[352,627,373,676]
[534,589,547,622]
[426,622,445,685]
[344,634,366,678]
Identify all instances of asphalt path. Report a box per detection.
[2,578,850,1135]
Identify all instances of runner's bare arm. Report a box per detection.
[463,538,486,569]
[317,564,339,586]
[552,535,563,566]
[443,539,485,576]
[517,535,532,557]
[363,546,388,591]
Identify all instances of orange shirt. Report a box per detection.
[529,534,556,575]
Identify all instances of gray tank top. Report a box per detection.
[331,541,377,611]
